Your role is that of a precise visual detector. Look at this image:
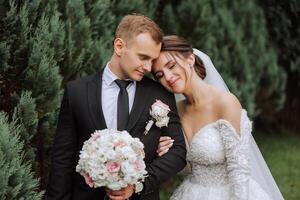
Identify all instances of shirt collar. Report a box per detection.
[103,63,136,87]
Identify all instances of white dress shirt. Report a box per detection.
[101,63,136,129]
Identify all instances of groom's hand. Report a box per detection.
[105,184,134,200]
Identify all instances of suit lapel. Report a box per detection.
[87,69,107,130]
[127,79,151,133]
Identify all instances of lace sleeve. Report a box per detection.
[217,115,252,200]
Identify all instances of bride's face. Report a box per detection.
[152,52,190,93]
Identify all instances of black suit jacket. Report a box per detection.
[47,70,186,200]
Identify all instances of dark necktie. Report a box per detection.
[115,79,132,131]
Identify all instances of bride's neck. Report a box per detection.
[183,75,211,106]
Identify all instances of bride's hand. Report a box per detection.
[157,136,174,156]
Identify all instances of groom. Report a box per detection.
[47,14,186,200]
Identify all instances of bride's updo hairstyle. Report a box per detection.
[161,35,206,79]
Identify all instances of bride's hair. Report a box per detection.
[161,35,206,79]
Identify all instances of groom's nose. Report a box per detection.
[142,60,152,72]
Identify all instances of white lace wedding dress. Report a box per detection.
[170,110,272,200]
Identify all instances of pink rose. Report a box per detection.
[106,162,120,173]
[134,160,143,171]
[153,100,170,111]
[113,140,127,148]
[81,173,95,188]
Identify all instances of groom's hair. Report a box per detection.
[114,13,163,45]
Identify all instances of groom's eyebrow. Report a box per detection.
[138,53,151,60]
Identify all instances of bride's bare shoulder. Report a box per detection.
[218,91,241,107]
[216,91,242,134]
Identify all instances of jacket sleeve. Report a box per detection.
[46,87,78,200]
[141,91,187,196]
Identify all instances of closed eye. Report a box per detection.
[138,54,151,61]
[169,64,176,69]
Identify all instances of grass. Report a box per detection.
[160,128,300,200]
[254,129,300,200]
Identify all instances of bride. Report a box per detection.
[154,35,284,199]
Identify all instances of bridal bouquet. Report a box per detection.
[76,129,147,190]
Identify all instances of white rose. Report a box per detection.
[118,146,137,162]
[151,105,169,117]
[155,116,170,128]
[121,161,136,177]
[107,181,124,190]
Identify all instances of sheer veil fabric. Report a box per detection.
[174,48,284,200]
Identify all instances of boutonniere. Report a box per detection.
[144,100,171,135]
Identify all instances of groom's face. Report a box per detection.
[118,32,161,81]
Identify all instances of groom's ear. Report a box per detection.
[114,38,125,56]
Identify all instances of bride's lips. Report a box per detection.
[169,78,179,87]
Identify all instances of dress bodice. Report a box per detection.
[187,122,229,186]
[171,110,277,200]
[188,123,226,166]
[184,110,252,198]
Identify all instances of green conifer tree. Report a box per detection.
[0,112,43,200]
[13,91,38,163]
[156,0,286,117]
[259,0,300,128]
[0,0,64,189]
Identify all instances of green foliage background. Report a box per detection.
[0,0,298,199]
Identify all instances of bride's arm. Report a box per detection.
[220,120,251,200]
[219,93,250,200]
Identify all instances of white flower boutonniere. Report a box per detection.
[144,100,171,135]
